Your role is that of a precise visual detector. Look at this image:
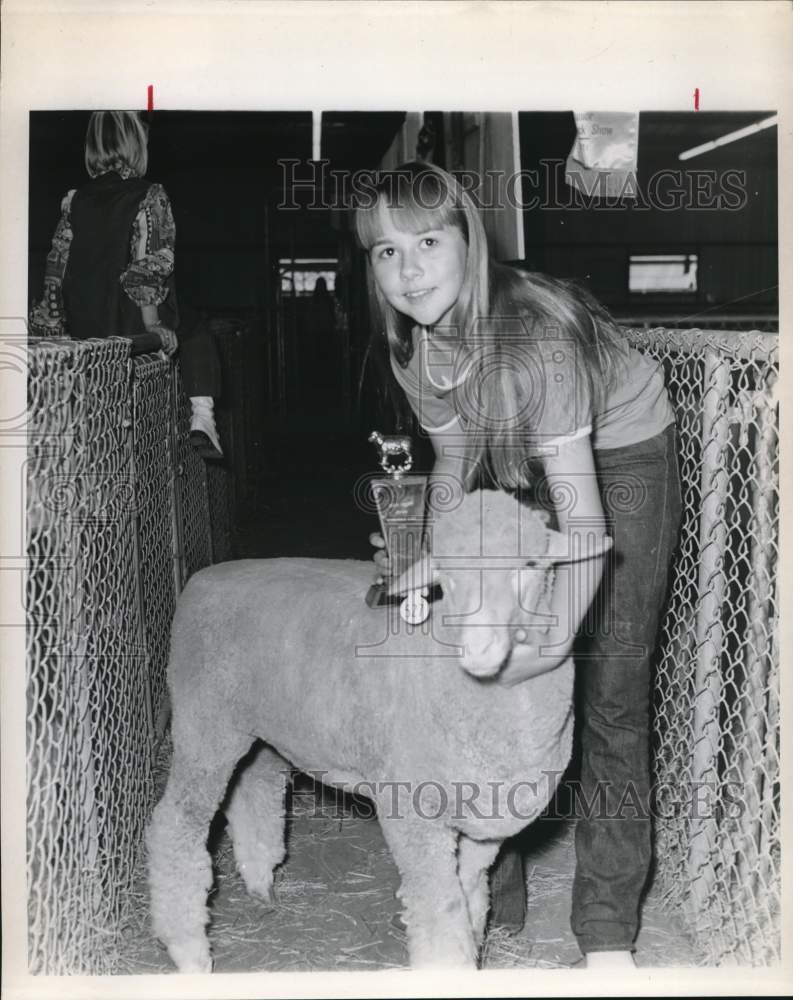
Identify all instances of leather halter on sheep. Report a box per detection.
[147,490,611,971]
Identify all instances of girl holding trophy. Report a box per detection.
[355,162,681,968]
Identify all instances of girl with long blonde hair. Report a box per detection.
[355,161,681,968]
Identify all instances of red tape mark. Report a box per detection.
[694,87,700,111]
[148,85,154,112]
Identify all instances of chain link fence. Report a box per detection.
[619,315,778,333]
[26,337,232,973]
[131,354,178,741]
[624,327,779,965]
[25,327,779,972]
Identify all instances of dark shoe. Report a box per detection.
[190,429,224,461]
[489,842,526,934]
[489,912,525,936]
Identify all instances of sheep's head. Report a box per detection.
[389,490,611,679]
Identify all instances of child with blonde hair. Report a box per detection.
[31,110,222,458]
[355,161,681,968]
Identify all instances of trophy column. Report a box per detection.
[365,432,429,623]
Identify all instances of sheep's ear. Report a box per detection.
[388,554,438,596]
[533,529,613,565]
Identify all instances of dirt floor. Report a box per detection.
[118,428,702,973]
[121,760,700,973]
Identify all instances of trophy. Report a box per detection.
[365,431,431,624]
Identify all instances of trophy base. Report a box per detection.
[364,581,443,609]
[364,582,390,608]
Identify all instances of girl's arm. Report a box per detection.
[29,191,75,338]
[121,183,175,308]
[499,434,608,686]
[124,185,178,355]
[139,303,178,355]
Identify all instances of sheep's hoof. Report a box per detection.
[168,939,213,974]
[238,867,277,906]
[251,885,277,907]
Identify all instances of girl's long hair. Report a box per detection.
[467,264,628,488]
[354,161,627,489]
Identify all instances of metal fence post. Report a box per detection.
[687,347,731,919]
[735,378,777,927]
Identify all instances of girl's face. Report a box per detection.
[368,208,468,328]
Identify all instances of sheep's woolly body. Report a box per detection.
[171,556,572,829]
[148,492,577,970]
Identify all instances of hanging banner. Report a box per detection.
[565,112,640,200]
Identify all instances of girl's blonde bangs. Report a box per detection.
[355,183,464,252]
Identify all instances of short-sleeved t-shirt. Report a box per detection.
[390,327,675,452]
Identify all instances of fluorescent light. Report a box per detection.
[678,115,777,161]
[312,111,322,161]
[279,258,337,267]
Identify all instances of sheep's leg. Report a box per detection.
[147,730,253,973]
[457,835,501,955]
[379,815,475,967]
[226,743,290,903]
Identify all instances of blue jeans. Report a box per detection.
[571,423,682,953]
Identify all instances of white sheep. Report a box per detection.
[146,489,609,970]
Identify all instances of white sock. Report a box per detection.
[189,396,222,454]
[583,950,636,969]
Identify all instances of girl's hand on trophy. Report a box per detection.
[369,532,391,578]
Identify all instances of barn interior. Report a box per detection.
[28,110,778,533]
[26,110,779,973]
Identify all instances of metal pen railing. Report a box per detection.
[24,327,779,971]
[26,338,231,973]
[624,327,779,965]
